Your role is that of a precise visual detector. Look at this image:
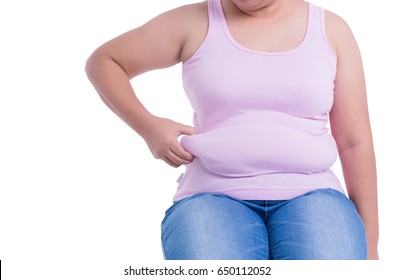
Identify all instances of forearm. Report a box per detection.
[338,142,379,256]
[85,48,195,168]
[85,50,154,137]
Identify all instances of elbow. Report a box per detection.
[84,57,92,80]
[85,48,130,80]
[85,50,101,81]
[85,45,111,75]
[84,49,113,101]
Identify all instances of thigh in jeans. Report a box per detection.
[267,188,367,260]
[161,193,269,260]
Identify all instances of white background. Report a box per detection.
[0,0,392,279]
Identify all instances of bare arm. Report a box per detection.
[85,5,204,167]
[326,12,379,259]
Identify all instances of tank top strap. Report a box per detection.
[206,0,226,36]
[306,3,333,51]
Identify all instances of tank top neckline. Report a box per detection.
[215,0,312,56]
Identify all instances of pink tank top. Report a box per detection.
[174,0,344,201]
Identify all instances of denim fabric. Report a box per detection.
[161,188,367,260]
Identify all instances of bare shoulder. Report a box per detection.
[174,1,207,19]
[324,10,358,57]
[148,1,207,32]
[95,1,208,77]
[170,1,208,62]
[143,1,208,62]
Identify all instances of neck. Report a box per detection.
[228,0,294,19]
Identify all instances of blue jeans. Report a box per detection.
[161,188,367,260]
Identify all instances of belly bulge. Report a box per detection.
[180,123,337,177]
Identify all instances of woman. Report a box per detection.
[86,0,379,260]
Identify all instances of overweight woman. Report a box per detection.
[86,0,379,260]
